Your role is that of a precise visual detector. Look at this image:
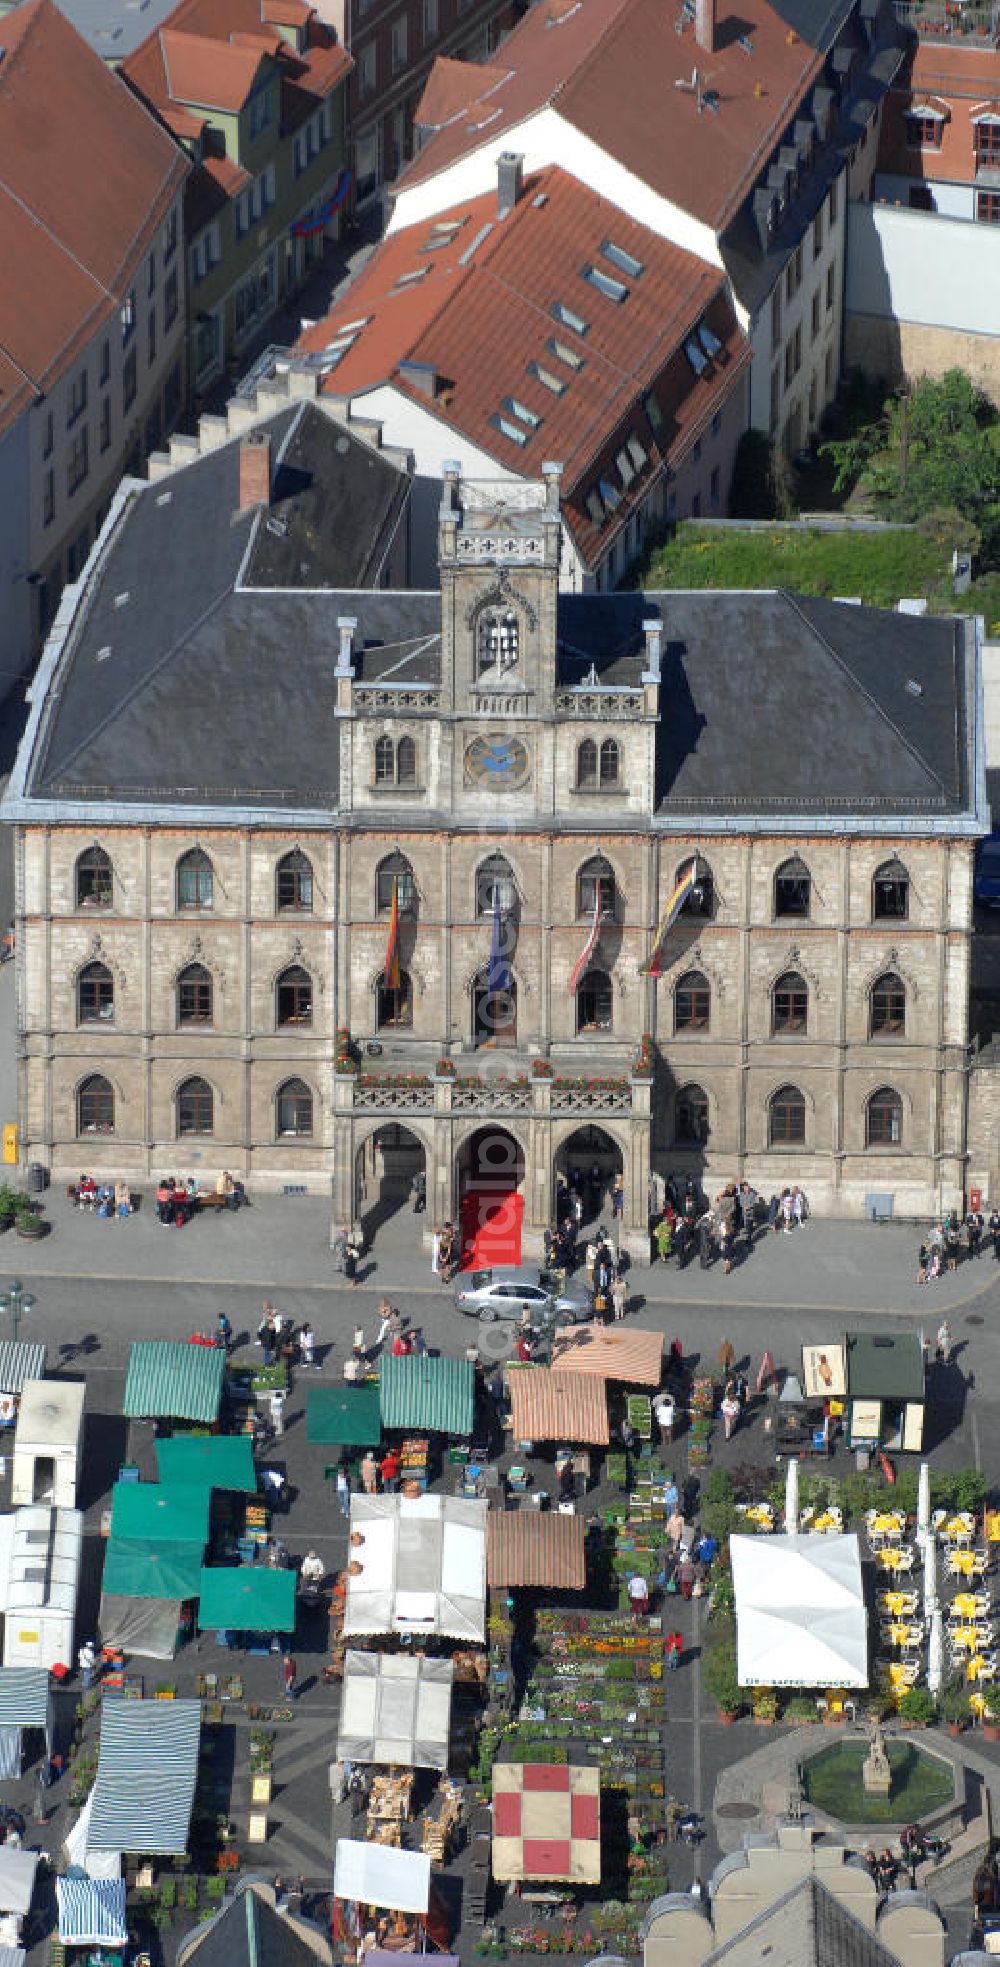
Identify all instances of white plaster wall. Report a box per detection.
[390,104,722,267]
[847,199,1000,332]
[982,639,1000,774]
[876,173,973,221]
[749,175,845,444]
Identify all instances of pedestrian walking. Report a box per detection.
[361,1451,378,1495]
[216,1311,232,1352]
[258,1306,277,1366]
[78,1640,98,1690]
[666,1631,683,1671]
[722,1383,740,1440]
[740,1182,758,1247]
[282,1654,297,1700]
[376,1300,394,1347]
[719,1218,733,1276]
[431,1225,442,1275]
[336,1467,351,1518]
[936,1320,952,1365]
[612,1173,624,1220]
[344,1234,360,1286]
[718,1337,736,1378]
[269,1388,285,1437]
[380,1447,400,1492]
[299,1320,316,1368]
[612,1273,627,1321]
[991,1207,1000,1259]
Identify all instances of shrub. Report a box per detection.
[704,1638,742,1717]
[899,1686,937,1726]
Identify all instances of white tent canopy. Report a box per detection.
[338,1652,454,1769]
[0,1852,38,1917]
[0,1506,83,1669]
[344,1495,487,1642]
[730,1533,869,1689]
[334,1840,430,1914]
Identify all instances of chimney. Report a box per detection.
[336,616,357,677]
[642,616,662,685]
[497,151,523,220]
[694,0,715,53]
[542,460,562,516]
[812,84,834,141]
[753,187,774,249]
[237,430,271,515]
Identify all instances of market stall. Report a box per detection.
[845,1331,925,1453]
[10,1379,85,1509]
[344,1494,487,1642]
[507,1369,609,1448]
[0,1344,46,1433]
[492,1762,601,1885]
[55,1878,128,1949]
[379,1355,474,1440]
[550,1326,663,1387]
[109,1481,210,1550]
[306,1384,381,1450]
[0,1849,38,1952]
[87,1699,201,1857]
[801,1344,847,1402]
[99,1538,203,1659]
[333,1839,431,1927]
[0,1505,83,1669]
[486,1509,586,1592]
[774,1374,830,1458]
[730,1532,868,1688]
[154,1433,256,1491]
[0,1667,52,1777]
[197,1565,296,1636]
[337,1652,454,1770]
[123,1342,225,1425]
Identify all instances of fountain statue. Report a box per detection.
[862,1716,892,1798]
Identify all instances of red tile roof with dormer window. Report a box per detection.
[879,39,1000,185]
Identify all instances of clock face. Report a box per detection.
[465,734,531,790]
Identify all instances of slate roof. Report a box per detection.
[706,1874,904,1966]
[177,1885,324,1967]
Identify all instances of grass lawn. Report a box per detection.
[801,1739,953,1825]
[634,524,956,613]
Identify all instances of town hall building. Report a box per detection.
[4,393,987,1251]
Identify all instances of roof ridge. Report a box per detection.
[778,589,954,800]
[0,171,117,310]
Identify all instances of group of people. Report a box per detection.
[73,1174,132,1219]
[332,1226,363,1283]
[431,1223,458,1282]
[257,1301,317,1372]
[585,1228,627,1321]
[555,1165,625,1231]
[917,1208,999,1282]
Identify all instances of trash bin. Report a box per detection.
[27,1163,45,1194]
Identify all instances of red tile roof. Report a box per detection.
[0,0,187,438]
[878,40,1000,186]
[160,27,269,111]
[402,0,825,233]
[296,166,749,566]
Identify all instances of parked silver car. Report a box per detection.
[454,1264,592,1323]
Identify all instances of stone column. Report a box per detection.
[626,1075,652,1261]
[528,1078,552,1246]
[331,1073,356,1227]
[433,1074,455,1229]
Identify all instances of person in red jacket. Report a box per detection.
[380,1448,400,1492]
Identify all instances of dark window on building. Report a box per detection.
[377,969,412,1028]
[769,1084,805,1145]
[376,853,416,914]
[177,1076,213,1136]
[870,972,906,1036]
[873,859,909,920]
[675,1084,709,1146]
[599,737,620,786]
[576,857,617,920]
[77,962,114,1024]
[905,112,943,148]
[975,119,1000,163]
[772,970,808,1035]
[577,739,598,789]
[397,735,417,786]
[674,970,710,1033]
[176,848,213,910]
[177,963,213,1025]
[78,1074,114,1134]
[774,856,811,918]
[476,854,516,916]
[867,1086,902,1146]
[276,1077,313,1136]
[276,964,313,1027]
[576,969,613,1032]
[76,845,113,909]
[276,850,313,912]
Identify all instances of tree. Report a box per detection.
[821,370,1000,548]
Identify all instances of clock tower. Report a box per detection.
[438,462,562,731]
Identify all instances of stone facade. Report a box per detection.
[9,467,985,1244]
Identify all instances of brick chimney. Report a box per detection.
[694,0,715,53]
[237,431,271,515]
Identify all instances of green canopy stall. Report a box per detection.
[379,1355,474,1437]
[110,1482,210,1547]
[123,1343,225,1424]
[155,1433,256,1491]
[100,1538,205,1660]
[198,1566,296,1635]
[307,1384,381,1447]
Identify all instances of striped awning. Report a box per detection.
[0,1343,45,1393]
[56,1878,128,1946]
[508,1368,609,1445]
[123,1342,224,1422]
[551,1325,663,1387]
[0,1668,50,1731]
[379,1354,474,1436]
[487,1510,586,1590]
[88,1699,200,1855]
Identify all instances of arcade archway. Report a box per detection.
[455,1125,525,1270]
[355,1123,426,1242]
[553,1125,624,1231]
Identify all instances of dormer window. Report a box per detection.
[477,607,519,676]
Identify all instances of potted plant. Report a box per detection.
[0,1187,17,1232]
[785,1694,820,1725]
[898,1686,937,1730]
[982,1691,1000,1741]
[941,1682,970,1736]
[14,1197,45,1238]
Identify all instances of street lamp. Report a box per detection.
[0,1281,35,1344]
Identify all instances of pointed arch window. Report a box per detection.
[870,972,905,1037]
[769,1084,805,1145]
[76,845,113,910]
[774,856,811,919]
[477,606,519,675]
[374,736,395,785]
[599,737,620,787]
[276,850,313,913]
[177,1076,213,1136]
[276,965,313,1028]
[576,856,617,920]
[78,961,114,1024]
[376,852,416,915]
[674,970,710,1032]
[78,1074,114,1134]
[772,970,808,1035]
[576,968,613,1032]
[677,854,714,918]
[675,1084,709,1146]
[177,963,212,1026]
[577,739,598,789]
[377,969,412,1029]
[276,1077,313,1137]
[476,853,516,917]
[873,859,909,921]
[867,1086,902,1146]
[177,848,214,911]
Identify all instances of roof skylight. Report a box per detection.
[698,320,723,359]
[528,360,566,396]
[394,266,430,289]
[551,301,589,336]
[583,265,628,304]
[503,396,543,430]
[490,413,529,448]
[600,239,644,280]
[548,336,585,370]
[684,337,708,375]
[599,476,621,512]
[627,434,648,473]
[585,489,605,526]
